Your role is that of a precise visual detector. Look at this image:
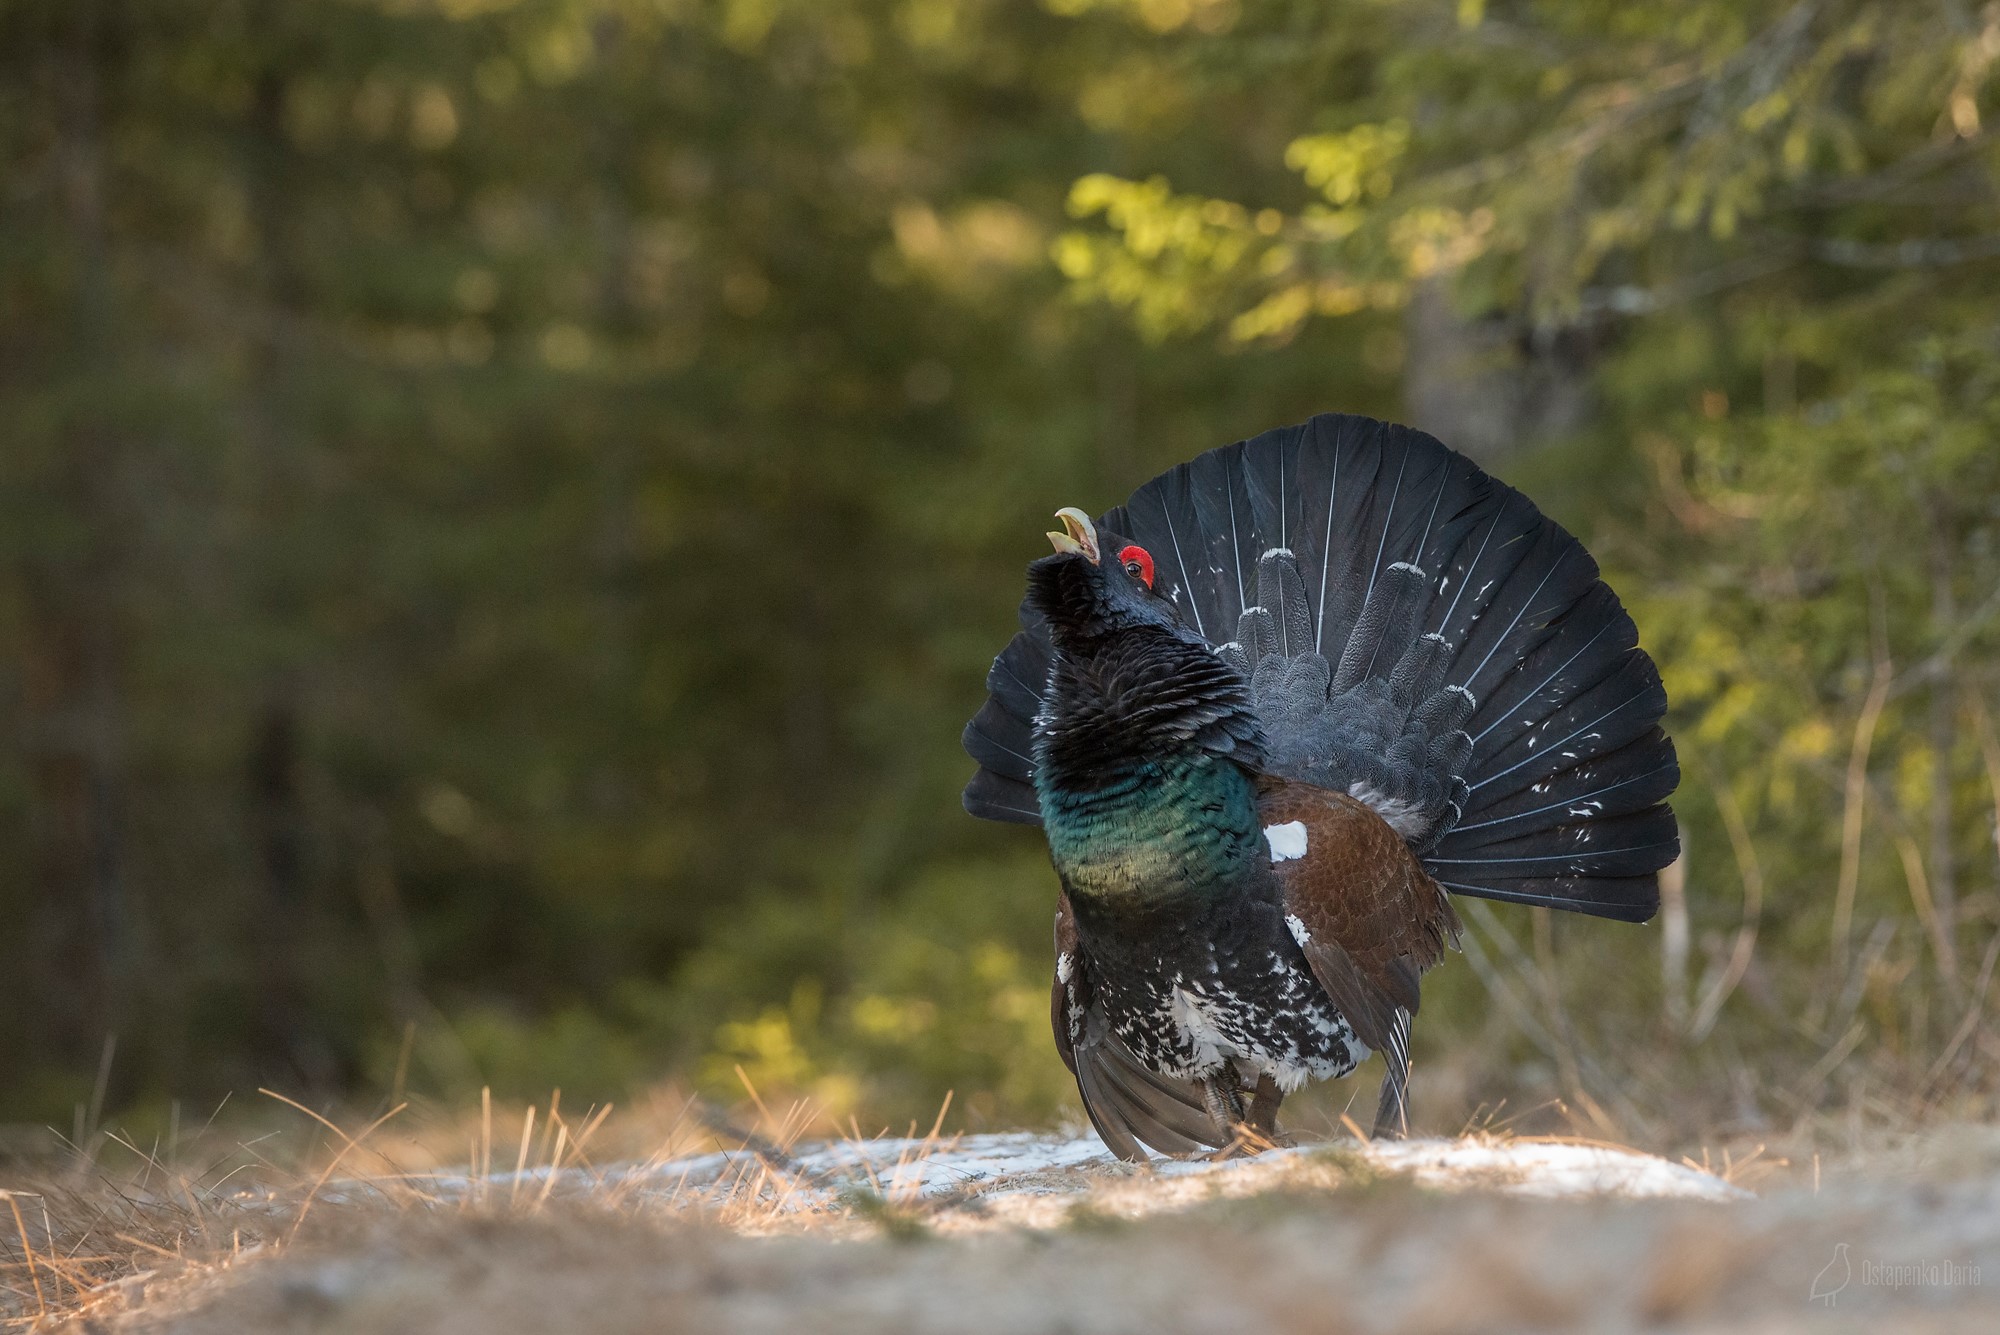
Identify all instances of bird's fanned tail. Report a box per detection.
[961,609,1048,824]
[962,413,1679,922]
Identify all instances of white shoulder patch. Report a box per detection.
[1284,912,1313,948]
[1264,820,1308,863]
[1055,952,1074,985]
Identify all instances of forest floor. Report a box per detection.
[9,1123,2000,1333]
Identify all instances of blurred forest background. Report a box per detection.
[4,0,2000,1147]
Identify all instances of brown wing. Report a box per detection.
[1258,778,1460,1062]
[1051,893,1221,1161]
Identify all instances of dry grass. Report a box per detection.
[3,1080,1997,1333]
[0,1075,1007,1328]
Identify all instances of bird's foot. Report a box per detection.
[1204,1124,1283,1161]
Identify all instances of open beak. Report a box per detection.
[1046,507,1100,564]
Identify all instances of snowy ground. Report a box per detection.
[66,1130,2000,1332]
[439,1130,1748,1233]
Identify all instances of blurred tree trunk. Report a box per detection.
[22,5,130,1066]
[1401,279,1601,463]
[21,572,126,1059]
[238,34,337,1090]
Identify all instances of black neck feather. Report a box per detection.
[1034,629,1264,793]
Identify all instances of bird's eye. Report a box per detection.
[1118,545,1155,589]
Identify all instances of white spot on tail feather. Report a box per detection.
[1264,821,1308,863]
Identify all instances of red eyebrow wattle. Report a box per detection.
[1118,545,1155,588]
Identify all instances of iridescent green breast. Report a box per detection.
[1038,752,1261,903]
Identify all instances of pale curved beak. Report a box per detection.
[1046,507,1100,563]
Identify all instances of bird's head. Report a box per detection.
[1025,508,1195,655]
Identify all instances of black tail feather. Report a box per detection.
[1371,1009,1412,1139]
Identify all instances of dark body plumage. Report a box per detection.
[1031,601,1363,1104]
[964,413,1680,1159]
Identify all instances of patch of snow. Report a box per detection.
[1363,1138,1747,1203]
[399,1131,1745,1234]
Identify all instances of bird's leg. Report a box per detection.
[1200,1072,1245,1132]
[1204,1069,1284,1160]
[1244,1073,1287,1147]
[1200,1072,1250,1157]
